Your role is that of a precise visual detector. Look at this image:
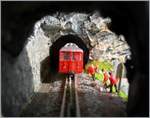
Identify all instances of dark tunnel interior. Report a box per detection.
[2,1,149,116]
[50,35,89,73]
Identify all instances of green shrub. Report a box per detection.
[118,90,128,101]
[85,60,113,72]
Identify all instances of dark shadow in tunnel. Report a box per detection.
[40,56,67,83]
[40,56,51,83]
[50,35,89,73]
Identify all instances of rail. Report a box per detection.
[60,76,80,117]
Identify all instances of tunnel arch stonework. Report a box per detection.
[26,12,131,91]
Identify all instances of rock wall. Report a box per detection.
[26,28,50,91]
[1,49,34,116]
[127,72,149,116]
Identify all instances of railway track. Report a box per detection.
[60,76,80,117]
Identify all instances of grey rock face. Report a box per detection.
[2,49,34,116]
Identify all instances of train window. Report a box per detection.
[73,52,81,61]
[64,52,70,60]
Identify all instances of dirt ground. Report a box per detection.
[76,74,127,117]
[20,74,66,117]
[20,73,127,117]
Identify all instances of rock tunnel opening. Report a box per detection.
[2,2,149,117]
[49,35,89,73]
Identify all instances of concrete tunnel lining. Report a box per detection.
[50,35,89,72]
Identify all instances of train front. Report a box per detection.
[59,43,83,79]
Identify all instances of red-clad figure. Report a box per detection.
[103,70,110,90]
[109,72,118,93]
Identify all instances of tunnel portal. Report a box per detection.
[50,35,89,72]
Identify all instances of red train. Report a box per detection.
[59,43,83,79]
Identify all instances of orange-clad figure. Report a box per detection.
[103,70,110,90]
[87,64,97,80]
[103,70,109,83]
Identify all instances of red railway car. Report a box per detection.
[59,43,83,76]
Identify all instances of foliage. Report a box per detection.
[95,72,104,81]
[118,90,128,101]
[112,85,116,93]
[85,60,113,72]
